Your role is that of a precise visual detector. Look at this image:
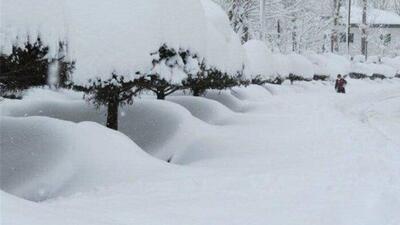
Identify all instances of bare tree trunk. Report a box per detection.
[156,90,165,100]
[277,19,281,48]
[361,0,368,60]
[292,19,297,52]
[106,100,119,130]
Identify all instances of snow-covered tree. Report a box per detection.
[182,61,241,96]
[216,0,259,43]
[84,74,144,130]
[0,37,74,98]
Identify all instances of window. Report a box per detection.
[339,32,354,43]
[380,34,391,46]
[339,32,346,42]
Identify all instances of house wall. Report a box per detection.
[338,26,400,57]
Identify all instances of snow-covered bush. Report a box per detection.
[182,62,240,96]
[243,40,284,85]
[304,52,350,80]
[382,56,400,77]
[142,44,197,99]
[286,53,315,84]
[350,61,397,79]
[84,74,144,130]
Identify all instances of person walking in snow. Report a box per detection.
[335,74,347,94]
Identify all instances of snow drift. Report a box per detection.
[0,90,210,161]
[0,116,166,201]
[305,52,351,77]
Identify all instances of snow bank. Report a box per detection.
[204,90,246,112]
[243,40,275,80]
[0,91,209,161]
[382,56,400,74]
[201,0,245,74]
[168,96,234,124]
[231,84,272,101]
[286,53,315,79]
[351,62,397,77]
[0,116,165,201]
[305,52,350,77]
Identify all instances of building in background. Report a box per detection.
[339,6,400,58]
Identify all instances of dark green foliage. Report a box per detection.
[288,73,311,84]
[84,73,144,130]
[313,74,329,81]
[142,44,183,100]
[0,37,74,97]
[349,72,368,79]
[183,61,240,96]
[370,73,386,80]
[251,75,284,85]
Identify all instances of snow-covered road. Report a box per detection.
[1,80,400,225]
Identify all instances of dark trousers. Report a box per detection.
[337,87,345,94]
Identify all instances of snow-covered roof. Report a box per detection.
[348,6,400,25]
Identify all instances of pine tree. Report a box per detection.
[142,44,189,100]
[0,37,74,97]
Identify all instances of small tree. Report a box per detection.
[183,60,242,96]
[143,44,193,100]
[84,73,144,130]
[0,37,74,97]
[250,75,284,85]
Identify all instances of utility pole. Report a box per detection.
[331,0,341,53]
[347,0,352,55]
[361,0,368,60]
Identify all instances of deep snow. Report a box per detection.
[1,79,400,225]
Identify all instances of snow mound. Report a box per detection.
[351,62,397,77]
[231,84,272,101]
[243,40,275,80]
[1,93,209,161]
[305,52,350,77]
[382,56,400,74]
[118,100,208,160]
[204,90,246,112]
[0,116,165,201]
[286,53,315,79]
[168,96,234,124]
[200,0,245,74]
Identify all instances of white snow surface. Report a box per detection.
[2,80,400,225]
[0,116,166,202]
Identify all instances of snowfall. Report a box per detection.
[1,0,400,224]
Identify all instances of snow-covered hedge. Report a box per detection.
[243,40,277,81]
[1,0,245,86]
[286,53,315,79]
[242,41,400,82]
[304,52,350,78]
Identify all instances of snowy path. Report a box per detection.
[2,80,400,225]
